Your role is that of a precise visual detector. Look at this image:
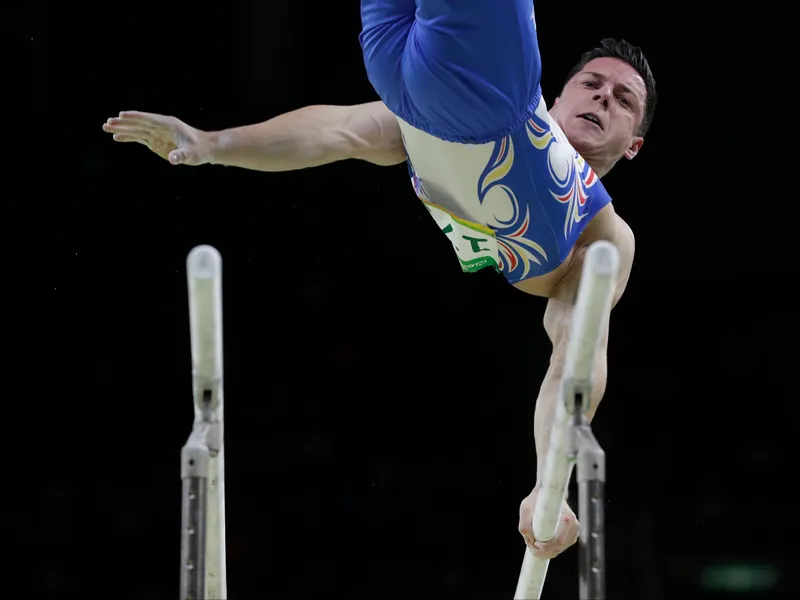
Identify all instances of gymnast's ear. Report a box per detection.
[624,136,643,160]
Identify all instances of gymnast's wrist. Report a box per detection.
[204,130,224,165]
[532,483,569,503]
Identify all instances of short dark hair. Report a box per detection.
[563,38,657,137]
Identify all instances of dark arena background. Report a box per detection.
[8,1,796,598]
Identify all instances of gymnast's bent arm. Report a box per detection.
[102,101,407,170]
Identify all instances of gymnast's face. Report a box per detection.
[551,57,647,177]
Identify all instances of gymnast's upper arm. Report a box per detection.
[545,218,636,344]
[609,219,635,308]
[337,102,407,166]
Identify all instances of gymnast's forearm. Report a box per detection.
[208,105,358,172]
[534,359,607,485]
[534,363,561,485]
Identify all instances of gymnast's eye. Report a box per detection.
[618,96,631,107]
[583,81,597,88]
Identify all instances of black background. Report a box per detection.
[9,0,796,598]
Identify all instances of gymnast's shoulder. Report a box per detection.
[338,101,406,166]
[519,204,635,303]
[584,204,635,305]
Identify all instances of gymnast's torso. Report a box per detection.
[398,91,612,285]
[360,0,616,286]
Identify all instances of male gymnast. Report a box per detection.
[102,0,656,564]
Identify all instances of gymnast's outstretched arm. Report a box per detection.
[102,101,406,170]
[517,222,635,559]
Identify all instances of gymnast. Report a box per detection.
[102,0,656,563]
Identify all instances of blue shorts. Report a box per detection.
[360,0,541,143]
[359,0,613,283]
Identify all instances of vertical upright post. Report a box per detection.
[180,245,227,600]
[575,417,606,599]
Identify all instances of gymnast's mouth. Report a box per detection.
[578,113,603,130]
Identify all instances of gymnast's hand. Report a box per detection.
[518,486,580,559]
[102,111,213,166]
